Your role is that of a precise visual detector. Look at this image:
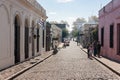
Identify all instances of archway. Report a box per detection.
[14,15,20,63]
[37,24,40,52]
[24,19,29,59]
[32,21,35,56]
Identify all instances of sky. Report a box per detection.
[37,0,111,31]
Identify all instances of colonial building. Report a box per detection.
[99,0,120,62]
[55,24,67,29]
[46,22,51,51]
[51,24,62,48]
[0,0,47,70]
[55,24,68,42]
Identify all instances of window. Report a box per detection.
[101,27,104,46]
[110,24,114,48]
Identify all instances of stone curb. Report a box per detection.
[6,54,53,80]
[80,47,120,77]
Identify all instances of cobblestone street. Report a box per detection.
[14,41,120,80]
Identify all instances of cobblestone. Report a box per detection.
[0,51,52,80]
[14,41,120,80]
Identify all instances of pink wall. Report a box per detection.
[99,0,120,62]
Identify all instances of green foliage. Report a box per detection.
[91,27,98,41]
[72,17,86,37]
[71,30,79,37]
[88,16,98,23]
[62,28,69,38]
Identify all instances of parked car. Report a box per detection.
[65,40,70,46]
[64,38,71,46]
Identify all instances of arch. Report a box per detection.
[14,15,21,63]
[0,4,10,60]
[14,11,22,26]
[0,4,9,23]
[24,19,29,59]
[25,15,30,27]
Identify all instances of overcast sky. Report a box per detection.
[37,0,111,31]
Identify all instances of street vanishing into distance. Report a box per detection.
[1,0,120,80]
[14,41,120,80]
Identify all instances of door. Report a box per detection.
[14,15,20,63]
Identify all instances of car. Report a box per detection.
[65,40,70,46]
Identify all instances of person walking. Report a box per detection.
[77,36,80,46]
[87,43,90,58]
[53,45,58,55]
[93,41,97,57]
[97,41,101,58]
[88,44,94,59]
[63,40,66,48]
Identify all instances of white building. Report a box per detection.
[0,0,47,70]
[51,24,62,48]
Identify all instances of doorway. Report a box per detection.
[37,28,39,52]
[14,15,20,64]
[117,24,120,55]
[25,19,29,59]
[32,21,35,56]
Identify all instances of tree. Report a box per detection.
[73,18,86,28]
[62,28,69,38]
[72,17,86,37]
[76,18,86,23]
[60,20,69,27]
[88,16,98,42]
[88,16,98,23]
[71,30,79,37]
[91,26,98,41]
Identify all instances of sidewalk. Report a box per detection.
[0,51,53,80]
[79,45,120,77]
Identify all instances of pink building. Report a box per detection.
[99,0,120,62]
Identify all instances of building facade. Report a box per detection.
[51,24,62,48]
[0,0,47,70]
[80,23,98,48]
[55,24,68,42]
[99,0,120,62]
[46,22,51,51]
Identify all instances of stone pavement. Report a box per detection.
[14,41,120,80]
[0,50,53,80]
[79,45,120,77]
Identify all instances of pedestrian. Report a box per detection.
[93,41,97,57]
[97,41,101,58]
[87,43,90,58]
[77,36,80,46]
[53,45,58,55]
[63,40,66,48]
[88,44,94,59]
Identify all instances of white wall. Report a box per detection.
[0,0,47,70]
